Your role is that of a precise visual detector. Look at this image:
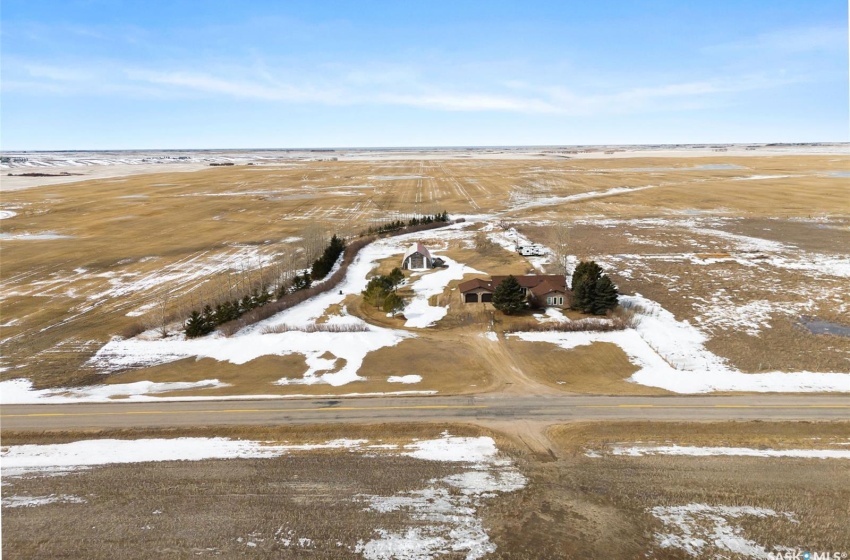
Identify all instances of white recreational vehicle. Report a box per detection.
[517,244,546,256]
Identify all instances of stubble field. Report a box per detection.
[1,152,849,396]
[3,421,849,559]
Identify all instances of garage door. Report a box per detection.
[464,293,479,303]
[481,293,493,302]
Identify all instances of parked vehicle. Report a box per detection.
[518,244,546,256]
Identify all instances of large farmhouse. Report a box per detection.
[458,275,570,308]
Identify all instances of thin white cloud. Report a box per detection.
[2,53,806,118]
[704,25,847,55]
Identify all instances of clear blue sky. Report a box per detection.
[1,1,847,149]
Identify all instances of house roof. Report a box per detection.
[458,275,568,296]
[403,242,432,262]
[457,278,493,292]
[529,277,568,298]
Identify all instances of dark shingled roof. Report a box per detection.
[457,277,493,292]
[458,275,569,300]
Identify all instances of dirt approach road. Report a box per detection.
[3,394,849,431]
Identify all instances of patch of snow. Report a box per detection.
[512,293,850,393]
[86,222,476,387]
[88,329,410,386]
[607,445,850,459]
[387,375,422,384]
[540,307,569,323]
[1,437,373,477]
[650,504,795,558]
[485,226,550,271]
[731,174,791,181]
[368,175,428,180]
[0,210,17,220]
[355,433,525,559]
[507,185,657,213]
[0,380,438,404]
[404,255,483,328]
[403,434,502,464]
[0,232,73,240]
[0,378,227,404]
[2,431,525,557]
[2,494,86,508]
[692,295,813,337]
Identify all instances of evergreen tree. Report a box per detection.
[292,272,312,291]
[362,269,406,310]
[382,292,405,313]
[571,261,602,292]
[572,277,595,314]
[312,235,346,279]
[570,260,603,312]
[388,267,405,288]
[185,310,214,338]
[591,274,619,315]
[492,275,526,315]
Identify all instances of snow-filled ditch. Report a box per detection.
[511,293,850,393]
[2,432,526,558]
[588,445,850,459]
[0,380,437,404]
[0,378,227,404]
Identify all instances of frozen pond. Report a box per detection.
[798,317,850,337]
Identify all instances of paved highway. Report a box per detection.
[2,394,849,430]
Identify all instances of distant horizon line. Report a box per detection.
[2,141,848,154]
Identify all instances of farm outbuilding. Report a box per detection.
[402,242,434,270]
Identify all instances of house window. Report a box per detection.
[558,296,563,305]
[546,296,553,305]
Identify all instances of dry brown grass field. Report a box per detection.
[1,154,849,393]
[3,421,849,559]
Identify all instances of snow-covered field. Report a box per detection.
[1,432,526,559]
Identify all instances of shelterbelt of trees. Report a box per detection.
[182,213,453,338]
